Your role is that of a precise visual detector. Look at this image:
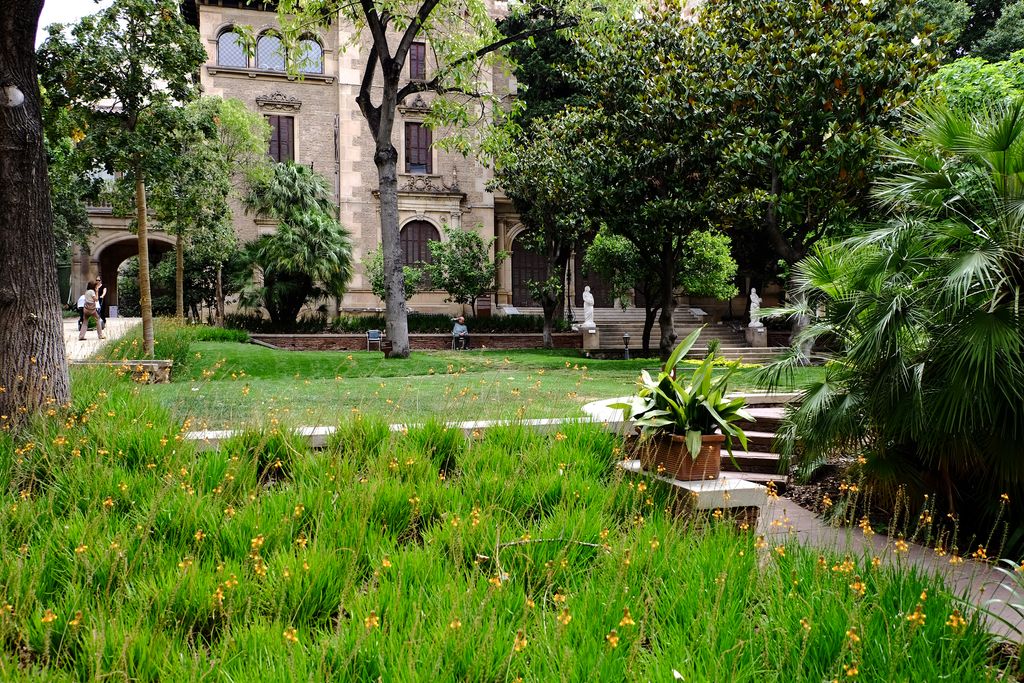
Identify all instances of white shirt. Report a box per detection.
[77,294,86,308]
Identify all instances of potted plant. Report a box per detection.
[612,328,753,481]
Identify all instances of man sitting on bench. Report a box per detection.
[452,316,469,350]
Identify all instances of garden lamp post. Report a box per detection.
[623,332,630,360]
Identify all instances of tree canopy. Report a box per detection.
[38,0,207,355]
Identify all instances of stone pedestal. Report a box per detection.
[619,459,767,529]
[582,327,600,352]
[745,326,767,348]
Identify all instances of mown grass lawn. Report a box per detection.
[0,369,1001,681]
[136,341,826,430]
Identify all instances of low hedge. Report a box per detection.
[225,311,571,334]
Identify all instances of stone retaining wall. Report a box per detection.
[250,333,583,351]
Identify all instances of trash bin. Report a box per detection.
[381,339,394,358]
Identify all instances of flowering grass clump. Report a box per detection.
[0,368,1006,680]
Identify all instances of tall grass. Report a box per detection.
[0,368,1004,680]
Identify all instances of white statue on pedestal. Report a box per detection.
[748,287,763,328]
[581,285,596,329]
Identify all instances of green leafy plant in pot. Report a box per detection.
[612,328,753,480]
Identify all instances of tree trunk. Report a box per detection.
[642,304,659,355]
[541,292,559,349]
[174,232,184,320]
[134,163,155,356]
[657,247,677,359]
[215,263,224,327]
[0,0,71,422]
[376,143,411,358]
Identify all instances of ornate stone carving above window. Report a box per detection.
[398,94,430,114]
[400,174,461,194]
[256,91,302,112]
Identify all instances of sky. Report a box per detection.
[36,0,115,46]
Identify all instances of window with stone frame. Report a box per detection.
[410,42,426,80]
[400,220,440,287]
[217,29,248,68]
[267,115,294,163]
[404,122,432,174]
[297,38,324,74]
[256,33,286,71]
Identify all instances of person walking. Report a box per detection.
[95,275,108,325]
[76,292,86,331]
[78,281,105,341]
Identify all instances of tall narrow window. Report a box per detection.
[405,122,432,174]
[410,42,426,80]
[267,115,294,162]
[217,29,247,67]
[297,38,323,74]
[257,33,286,71]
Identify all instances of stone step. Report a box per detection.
[738,431,777,452]
[738,407,786,431]
[722,449,782,475]
[720,470,788,492]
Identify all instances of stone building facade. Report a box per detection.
[73,0,764,322]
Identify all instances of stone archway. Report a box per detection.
[73,231,175,317]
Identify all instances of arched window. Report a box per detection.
[256,33,286,71]
[217,29,247,68]
[400,221,440,267]
[297,38,324,74]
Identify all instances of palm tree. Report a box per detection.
[760,100,1024,525]
[240,163,354,328]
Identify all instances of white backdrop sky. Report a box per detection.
[37,0,116,46]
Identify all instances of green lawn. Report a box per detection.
[142,343,826,430]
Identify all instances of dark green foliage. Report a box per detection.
[762,101,1024,547]
[975,6,1024,61]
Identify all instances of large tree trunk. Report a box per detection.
[657,247,678,359]
[376,144,411,357]
[0,0,71,422]
[642,303,659,355]
[540,292,559,349]
[174,233,184,320]
[215,263,224,327]
[134,163,154,356]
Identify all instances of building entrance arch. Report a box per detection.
[510,232,547,308]
[73,232,175,316]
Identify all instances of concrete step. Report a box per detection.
[720,470,788,492]
[738,431,777,452]
[738,407,786,431]
[722,449,783,475]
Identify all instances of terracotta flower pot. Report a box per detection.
[638,433,724,481]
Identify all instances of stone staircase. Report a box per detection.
[719,401,789,491]
[515,306,782,362]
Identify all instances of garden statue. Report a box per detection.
[748,288,763,328]
[582,285,596,329]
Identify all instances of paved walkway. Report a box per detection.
[759,497,1024,638]
[64,317,140,360]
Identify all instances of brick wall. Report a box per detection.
[250,333,583,351]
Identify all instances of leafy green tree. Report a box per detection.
[493,111,593,347]
[0,0,70,422]
[147,97,270,321]
[272,0,632,357]
[365,245,422,303]
[240,163,354,327]
[690,0,940,352]
[917,0,972,53]
[975,3,1024,61]
[423,226,507,315]
[763,101,1024,535]
[38,0,206,356]
[568,12,727,356]
[918,51,1024,111]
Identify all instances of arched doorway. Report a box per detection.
[510,232,546,308]
[77,233,175,317]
